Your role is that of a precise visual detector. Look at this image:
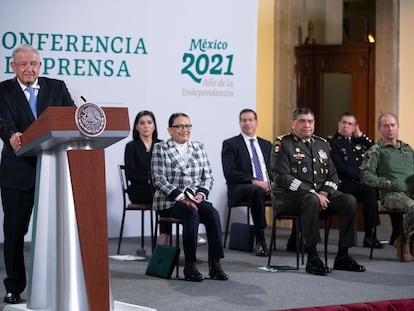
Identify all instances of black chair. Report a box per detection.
[117,165,154,255]
[223,199,272,248]
[267,212,331,270]
[223,201,251,248]
[267,214,303,269]
[370,205,405,261]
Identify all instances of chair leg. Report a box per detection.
[153,214,159,250]
[141,210,145,250]
[298,219,304,265]
[295,218,300,270]
[370,218,377,259]
[324,216,332,267]
[175,223,180,278]
[399,213,405,263]
[267,216,277,267]
[150,211,154,252]
[117,210,127,254]
[247,206,251,225]
[223,208,232,248]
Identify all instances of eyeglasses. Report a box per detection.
[15,61,40,69]
[171,124,192,130]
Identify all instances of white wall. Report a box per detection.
[0,0,258,242]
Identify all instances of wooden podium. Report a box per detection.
[3,106,147,311]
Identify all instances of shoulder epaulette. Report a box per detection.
[312,135,327,143]
[274,133,290,143]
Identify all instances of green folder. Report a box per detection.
[146,245,180,279]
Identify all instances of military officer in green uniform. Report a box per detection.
[360,112,414,261]
[270,107,365,275]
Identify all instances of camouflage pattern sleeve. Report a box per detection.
[360,144,392,189]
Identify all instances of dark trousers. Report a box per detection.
[1,188,34,294]
[228,184,267,235]
[275,190,357,249]
[158,201,224,264]
[339,181,379,237]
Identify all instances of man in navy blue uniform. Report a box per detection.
[329,112,383,249]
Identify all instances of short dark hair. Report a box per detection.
[132,110,158,141]
[340,112,355,119]
[168,112,189,127]
[293,107,314,120]
[239,108,257,121]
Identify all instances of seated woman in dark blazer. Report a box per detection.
[124,110,170,245]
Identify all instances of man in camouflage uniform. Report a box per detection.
[271,107,365,276]
[361,112,414,261]
[329,112,382,249]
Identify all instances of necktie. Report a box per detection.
[250,138,264,181]
[26,86,37,118]
[305,140,311,151]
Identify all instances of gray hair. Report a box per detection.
[377,112,398,127]
[12,44,40,63]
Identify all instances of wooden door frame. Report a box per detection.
[295,43,375,138]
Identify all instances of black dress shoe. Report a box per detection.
[334,255,366,272]
[255,242,268,257]
[319,260,332,274]
[183,266,204,282]
[209,269,229,280]
[305,256,327,276]
[4,292,21,304]
[363,237,384,249]
[312,255,332,273]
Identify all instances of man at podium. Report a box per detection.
[0,43,75,304]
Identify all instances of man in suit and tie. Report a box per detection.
[0,44,74,304]
[222,108,272,256]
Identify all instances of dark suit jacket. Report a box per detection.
[124,138,161,203]
[222,134,272,203]
[0,77,74,191]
